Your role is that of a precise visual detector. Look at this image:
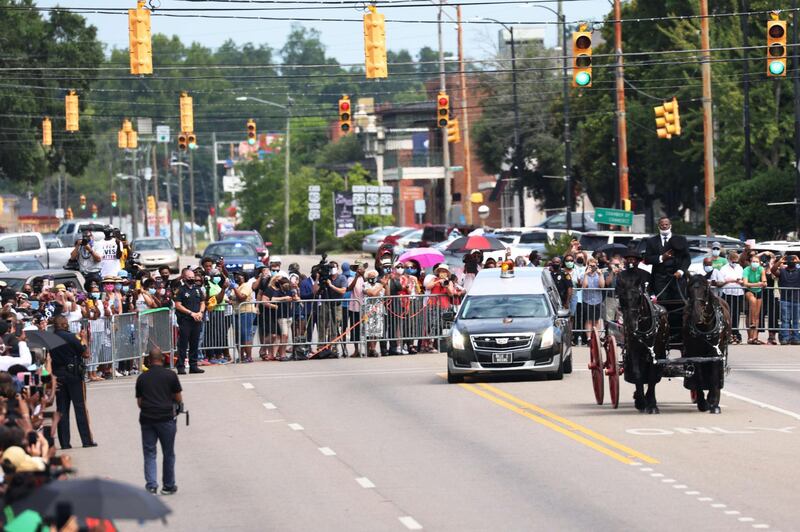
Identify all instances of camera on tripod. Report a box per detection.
[316,253,332,283]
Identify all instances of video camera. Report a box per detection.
[316,253,332,283]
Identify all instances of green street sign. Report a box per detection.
[594,207,634,227]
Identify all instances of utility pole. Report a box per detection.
[457,6,474,225]
[741,0,752,182]
[614,0,630,213]
[438,0,452,223]
[284,109,291,253]
[177,153,185,255]
[163,142,175,246]
[700,0,716,237]
[152,144,160,237]
[211,132,219,242]
[793,0,800,236]
[562,19,572,230]
[508,26,522,227]
[189,148,196,254]
[131,148,139,239]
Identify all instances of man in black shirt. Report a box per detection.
[136,347,182,495]
[51,315,96,449]
[174,268,206,374]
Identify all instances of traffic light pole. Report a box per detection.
[741,0,752,182]
[614,0,630,213]
[131,148,140,240]
[793,0,800,236]
[189,149,197,255]
[177,153,185,255]
[700,0,716,237]
[438,0,452,224]
[509,26,523,227]
[562,18,572,231]
[456,6,474,225]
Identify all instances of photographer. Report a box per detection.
[315,260,347,357]
[50,315,96,449]
[99,228,123,279]
[136,347,181,495]
[70,231,102,288]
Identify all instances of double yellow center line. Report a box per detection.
[460,382,659,465]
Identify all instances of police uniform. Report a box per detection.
[175,282,204,371]
[52,329,95,448]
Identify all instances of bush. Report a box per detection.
[339,230,371,252]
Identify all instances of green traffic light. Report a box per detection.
[189,142,198,150]
[248,138,256,146]
[769,60,785,76]
[575,71,591,87]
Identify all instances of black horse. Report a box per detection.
[683,274,731,414]
[615,272,670,414]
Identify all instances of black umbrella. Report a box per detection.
[13,477,172,521]
[596,243,630,256]
[23,330,67,351]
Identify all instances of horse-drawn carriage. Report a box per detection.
[588,273,731,413]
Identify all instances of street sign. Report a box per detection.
[353,206,366,215]
[594,207,634,227]
[308,185,321,193]
[308,210,321,221]
[156,125,170,143]
[55,208,64,219]
[414,199,426,215]
[401,186,424,201]
[308,192,321,203]
[379,206,393,216]
[366,206,378,215]
[308,202,321,210]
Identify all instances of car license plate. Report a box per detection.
[492,352,513,363]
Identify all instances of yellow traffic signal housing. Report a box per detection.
[147,195,156,212]
[80,194,87,210]
[91,204,98,218]
[65,91,79,132]
[437,92,450,128]
[119,119,137,149]
[447,118,461,143]
[111,192,118,208]
[339,96,352,133]
[118,129,128,149]
[128,0,153,75]
[42,118,52,146]
[654,97,681,139]
[178,132,188,151]
[179,92,194,134]
[767,15,786,77]
[622,198,631,212]
[363,6,388,79]
[572,28,592,88]
[246,119,257,145]
[127,130,138,149]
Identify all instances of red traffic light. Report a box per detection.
[340,101,350,111]
[438,97,448,106]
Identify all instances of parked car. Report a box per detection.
[504,228,576,259]
[0,232,73,269]
[0,269,86,293]
[196,241,260,276]
[685,235,744,251]
[54,221,111,247]
[393,229,424,255]
[131,237,180,272]
[577,231,652,252]
[361,226,401,254]
[0,257,45,272]
[538,212,597,231]
[220,230,270,263]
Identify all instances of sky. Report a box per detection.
[34,0,610,64]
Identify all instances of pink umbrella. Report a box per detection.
[398,247,446,269]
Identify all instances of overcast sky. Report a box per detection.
[34,0,609,64]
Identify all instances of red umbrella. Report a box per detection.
[446,235,507,253]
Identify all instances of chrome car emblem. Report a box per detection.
[496,338,509,345]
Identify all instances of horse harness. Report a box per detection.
[625,292,661,364]
[687,298,726,359]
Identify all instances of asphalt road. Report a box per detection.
[67,344,800,531]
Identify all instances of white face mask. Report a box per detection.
[330,267,338,276]
[712,249,720,257]
[659,228,671,237]
[751,261,760,268]
[704,265,714,273]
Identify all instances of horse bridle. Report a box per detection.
[687,283,725,358]
[623,288,660,363]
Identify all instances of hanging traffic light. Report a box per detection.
[111,192,118,208]
[654,97,681,139]
[339,96,352,133]
[91,204,98,219]
[363,5,388,79]
[572,25,592,87]
[437,92,450,128]
[79,194,87,211]
[179,92,194,134]
[118,129,128,149]
[447,118,461,143]
[65,90,79,132]
[147,195,156,213]
[187,132,197,150]
[128,0,152,75]
[178,132,188,151]
[246,119,257,145]
[767,13,786,77]
[42,118,52,147]
[118,119,138,149]
[127,129,138,149]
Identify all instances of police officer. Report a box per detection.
[174,268,205,374]
[51,315,96,449]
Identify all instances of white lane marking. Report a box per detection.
[685,491,700,495]
[739,517,755,523]
[262,402,277,410]
[242,382,254,389]
[722,390,800,421]
[752,524,770,529]
[650,473,664,478]
[318,447,336,456]
[398,516,423,530]
[673,485,688,489]
[288,423,304,431]
[263,419,285,423]
[661,479,676,483]
[628,462,642,466]
[639,467,653,472]
[711,503,727,508]
[355,477,376,489]
[725,510,741,515]
[698,497,713,502]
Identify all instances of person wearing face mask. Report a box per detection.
[84,282,106,381]
[760,252,781,345]
[363,269,386,357]
[270,276,298,361]
[346,262,366,358]
[709,242,727,270]
[581,258,606,334]
[549,258,571,309]
[772,254,800,345]
[614,248,652,316]
[701,257,716,283]
[711,251,744,344]
[644,216,690,301]
[314,261,348,358]
[173,268,206,374]
[385,262,412,355]
[203,269,231,364]
[742,254,767,344]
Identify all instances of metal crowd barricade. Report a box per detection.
[717,285,800,338]
[140,307,175,367]
[110,312,141,372]
[362,294,451,353]
[569,287,616,334]
[199,303,238,361]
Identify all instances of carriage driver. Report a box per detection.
[615,248,651,314]
[644,217,691,301]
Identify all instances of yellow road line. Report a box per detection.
[477,383,659,464]
[459,383,640,464]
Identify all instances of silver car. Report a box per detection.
[362,226,403,254]
[131,237,179,272]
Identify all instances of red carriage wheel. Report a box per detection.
[690,389,698,403]
[605,336,620,409]
[588,328,604,405]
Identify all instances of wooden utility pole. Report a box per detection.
[456,6,474,224]
[700,0,716,236]
[614,0,630,211]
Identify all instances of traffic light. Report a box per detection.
[42,118,52,147]
[654,97,681,139]
[91,204,98,219]
[65,90,79,132]
[363,5,388,79]
[127,129,138,149]
[118,119,137,149]
[147,195,156,213]
[178,132,188,151]
[111,192,118,208]
[767,14,786,77]
[572,26,592,88]
[80,194,87,211]
[128,0,152,75]
[246,119,256,145]
[447,118,461,143]
[187,132,197,150]
[622,198,631,212]
[179,92,193,134]
[437,92,449,128]
[66,207,74,220]
[339,96,351,133]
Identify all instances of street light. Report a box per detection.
[236,95,293,253]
